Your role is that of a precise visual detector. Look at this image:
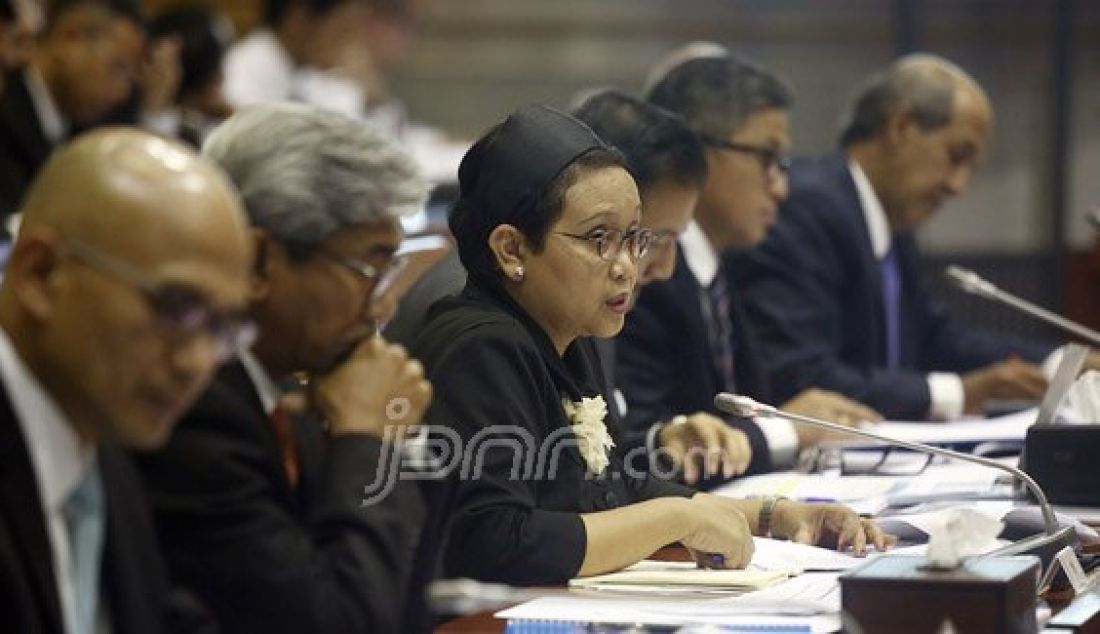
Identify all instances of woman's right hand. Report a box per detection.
[679,496,755,569]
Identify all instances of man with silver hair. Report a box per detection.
[736,54,1056,421]
[136,103,433,633]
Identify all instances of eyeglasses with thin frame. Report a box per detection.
[645,229,678,256]
[553,226,654,262]
[701,137,792,183]
[62,239,256,363]
[797,445,934,477]
[318,250,409,301]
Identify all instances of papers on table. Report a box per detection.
[750,537,870,572]
[570,560,791,592]
[839,407,1038,447]
[498,574,843,632]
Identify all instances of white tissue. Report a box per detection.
[1059,370,1100,424]
[923,508,1005,570]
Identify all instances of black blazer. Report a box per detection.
[135,362,425,634]
[0,70,54,222]
[410,283,692,587]
[735,152,1052,420]
[0,381,208,634]
[616,249,778,477]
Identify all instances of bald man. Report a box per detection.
[0,128,253,633]
[736,54,1055,421]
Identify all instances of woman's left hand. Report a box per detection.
[770,501,896,556]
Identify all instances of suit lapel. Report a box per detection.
[1,71,55,169]
[670,249,721,397]
[0,382,65,632]
[829,154,888,366]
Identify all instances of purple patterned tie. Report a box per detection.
[881,247,901,370]
[706,269,738,392]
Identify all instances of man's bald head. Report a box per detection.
[840,53,992,148]
[842,54,993,233]
[21,127,250,263]
[1,128,254,449]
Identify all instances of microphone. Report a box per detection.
[946,265,1100,347]
[1089,208,1100,231]
[714,393,1077,571]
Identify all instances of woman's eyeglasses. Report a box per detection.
[554,227,654,262]
[62,239,256,363]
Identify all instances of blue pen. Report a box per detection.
[800,496,838,504]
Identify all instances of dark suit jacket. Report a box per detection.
[616,249,778,477]
[734,152,1052,420]
[136,362,425,634]
[0,381,207,634]
[410,283,693,587]
[0,70,54,222]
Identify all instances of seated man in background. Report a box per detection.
[735,54,1055,421]
[0,0,146,221]
[617,50,880,480]
[0,128,253,633]
[136,103,432,634]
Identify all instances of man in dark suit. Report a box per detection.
[0,0,146,222]
[618,50,880,478]
[0,128,254,633]
[136,103,433,634]
[736,54,1056,421]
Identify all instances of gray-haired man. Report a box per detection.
[736,53,1058,421]
[136,103,432,633]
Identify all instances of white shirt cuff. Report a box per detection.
[927,372,965,421]
[755,416,799,468]
[1041,346,1065,379]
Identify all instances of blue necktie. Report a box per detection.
[706,268,738,392]
[881,246,902,370]
[64,463,105,634]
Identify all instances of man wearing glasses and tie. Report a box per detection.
[135,103,433,634]
[616,49,880,485]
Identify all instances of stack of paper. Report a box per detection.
[569,560,792,592]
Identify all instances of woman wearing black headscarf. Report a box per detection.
[412,105,890,586]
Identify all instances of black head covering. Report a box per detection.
[451,105,617,289]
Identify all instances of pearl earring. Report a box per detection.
[513,266,525,281]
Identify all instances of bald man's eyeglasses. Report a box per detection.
[62,240,257,363]
[702,137,791,183]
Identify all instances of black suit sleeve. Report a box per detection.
[138,398,423,634]
[425,327,588,586]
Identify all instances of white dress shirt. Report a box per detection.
[239,349,279,417]
[0,326,93,634]
[23,66,68,145]
[677,221,800,465]
[223,28,365,120]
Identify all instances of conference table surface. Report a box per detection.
[435,542,1100,633]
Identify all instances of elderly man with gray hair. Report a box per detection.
[136,103,433,633]
[735,53,1056,421]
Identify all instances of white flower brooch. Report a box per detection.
[561,394,615,475]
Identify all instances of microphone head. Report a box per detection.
[945,265,995,298]
[714,393,769,417]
